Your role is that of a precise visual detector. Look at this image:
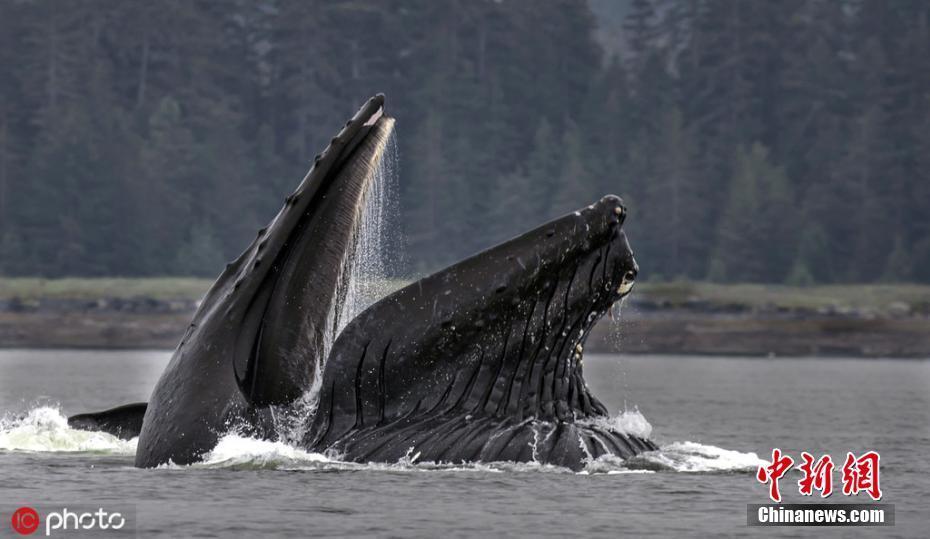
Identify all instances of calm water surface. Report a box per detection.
[1,350,927,537]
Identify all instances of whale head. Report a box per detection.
[305,195,646,467]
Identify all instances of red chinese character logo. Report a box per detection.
[757,448,794,502]
[841,451,882,500]
[797,452,834,497]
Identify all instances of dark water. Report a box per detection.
[1,349,927,537]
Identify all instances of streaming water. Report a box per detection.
[278,129,403,444]
[608,296,631,406]
[338,132,402,330]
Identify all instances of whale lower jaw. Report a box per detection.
[313,417,657,470]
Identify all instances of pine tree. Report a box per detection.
[551,122,597,217]
[712,144,795,282]
[136,96,197,274]
[175,222,227,277]
[637,107,704,279]
[0,0,928,284]
[881,236,913,282]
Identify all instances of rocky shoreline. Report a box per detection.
[2,293,928,358]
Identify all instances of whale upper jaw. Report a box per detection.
[134,96,395,467]
[303,195,648,468]
[231,113,396,407]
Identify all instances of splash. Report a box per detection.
[0,407,136,454]
[159,406,756,474]
[580,406,653,439]
[577,408,759,473]
[1,407,760,475]
[183,434,332,470]
[620,441,764,473]
[162,432,571,473]
[161,432,760,474]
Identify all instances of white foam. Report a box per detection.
[576,408,760,474]
[166,433,759,475]
[182,434,332,470]
[176,434,564,473]
[155,433,572,474]
[0,406,136,454]
[622,441,764,473]
[578,406,653,439]
[1,407,761,475]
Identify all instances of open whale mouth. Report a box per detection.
[123,91,650,469]
[608,232,637,321]
[478,194,640,396]
[610,277,636,320]
[555,196,639,366]
[222,95,396,406]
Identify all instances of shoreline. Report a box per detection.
[2,279,929,358]
[3,307,929,359]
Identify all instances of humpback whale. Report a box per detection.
[69,95,656,469]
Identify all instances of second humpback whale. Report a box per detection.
[69,95,657,469]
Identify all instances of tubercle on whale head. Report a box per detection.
[429,194,636,345]
[452,193,639,352]
[493,193,640,372]
[217,94,387,304]
[488,194,637,336]
[230,114,396,405]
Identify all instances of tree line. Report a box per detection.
[0,0,928,284]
